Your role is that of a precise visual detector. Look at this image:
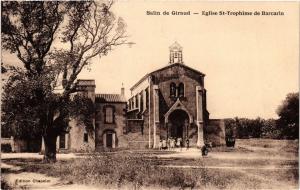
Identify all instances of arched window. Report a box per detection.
[84,132,88,142]
[131,99,134,110]
[145,88,149,108]
[170,82,176,97]
[140,92,144,111]
[178,83,184,97]
[135,95,139,109]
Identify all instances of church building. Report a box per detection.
[127,42,225,148]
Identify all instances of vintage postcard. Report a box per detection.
[1,0,299,189]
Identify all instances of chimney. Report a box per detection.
[121,83,125,96]
[76,79,96,102]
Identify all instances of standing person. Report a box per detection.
[179,138,182,151]
[201,145,208,156]
[186,139,189,150]
[158,139,162,151]
[170,138,175,150]
[176,138,182,151]
[162,139,167,150]
[176,138,180,148]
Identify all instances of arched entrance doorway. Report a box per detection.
[168,109,189,139]
[103,130,116,148]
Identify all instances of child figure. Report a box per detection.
[170,138,175,150]
[201,145,208,156]
[186,139,189,150]
[162,139,167,150]
[176,138,182,151]
[158,139,162,151]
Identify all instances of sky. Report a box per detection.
[2,1,299,119]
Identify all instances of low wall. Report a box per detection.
[205,119,226,146]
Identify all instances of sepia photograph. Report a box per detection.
[1,0,299,189]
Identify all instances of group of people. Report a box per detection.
[158,137,209,156]
[158,137,189,151]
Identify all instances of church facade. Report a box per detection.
[127,42,225,149]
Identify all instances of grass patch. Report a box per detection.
[4,153,268,189]
[2,139,298,189]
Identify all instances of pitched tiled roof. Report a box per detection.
[95,94,126,103]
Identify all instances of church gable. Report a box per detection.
[151,41,204,84]
[150,63,204,85]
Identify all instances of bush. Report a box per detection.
[225,117,290,139]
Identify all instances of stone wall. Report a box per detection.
[68,119,95,152]
[205,119,226,146]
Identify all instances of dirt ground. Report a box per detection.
[1,139,298,190]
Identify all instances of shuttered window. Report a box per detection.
[105,107,114,123]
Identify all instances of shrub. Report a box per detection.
[224,117,291,139]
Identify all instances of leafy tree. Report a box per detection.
[225,117,265,139]
[224,118,237,137]
[1,1,130,162]
[235,118,249,139]
[261,119,281,139]
[276,92,299,139]
[248,117,263,138]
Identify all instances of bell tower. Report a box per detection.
[169,41,183,64]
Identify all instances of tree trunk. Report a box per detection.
[43,134,57,163]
